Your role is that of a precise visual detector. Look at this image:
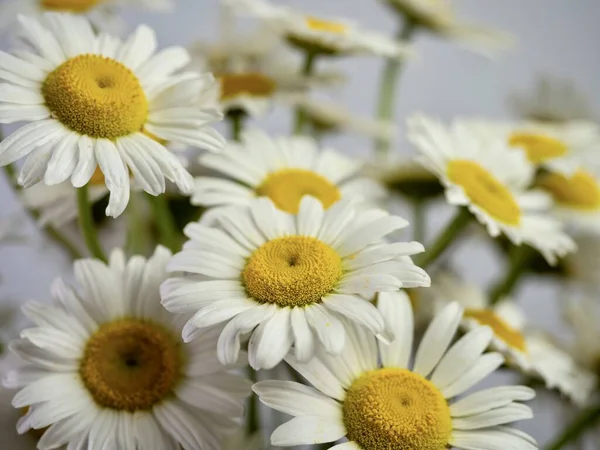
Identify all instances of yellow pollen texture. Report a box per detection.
[509,132,568,164]
[40,0,101,12]
[42,54,148,140]
[256,169,341,214]
[220,73,277,100]
[538,170,600,210]
[343,368,452,450]
[447,159,521,226]
[242,236,342,307]
[79,319,182,412]
[305,16,348,34]
[464,309,527,352]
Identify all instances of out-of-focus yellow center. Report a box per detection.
[464,309,527,352]
[40,0,101,12]
[305,16,348,34]
[447,160,521,225]
[509,132,568,164]
[538,170,600,210]
[79,319,182,411]
[343,368,452,450]
[256,169,341,214]
[42,54,148,139]
[243,236,343,307]
[219,73,277,101]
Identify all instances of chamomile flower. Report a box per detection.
[0,13,225,218]
[509,75,595,123]
[408,114,576,265]
[192,128,386,213]
[565,296,600,377]
[223,0,411,58]
[431,273,597,406]
[381,0,513,56]
[3,247,251,450]
[161,196,430,370]
[0,0,173,34]
[254,293,537,449]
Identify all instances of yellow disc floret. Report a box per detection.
[220,73,277,101]
[538,170,600,210]
[509,132,568,164]
[447,159,521,226]
[343,368,452,450]
[80,319,182,412]
[256,169,341,214]
[40,0,102,12]
[464,309,527,352]
[243,236,343,307]
[305,16,348,34]
[42,54,148,140]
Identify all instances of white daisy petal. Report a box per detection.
[270,415,347,446]
[452,404,533,430]
[248,307,294,370]
[290,307,316,363]
[378,291,413,369]
[450,386,536,417]
[253,380,342,417]
[442,353,505,398]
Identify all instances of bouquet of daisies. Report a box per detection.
[0,1,599,449]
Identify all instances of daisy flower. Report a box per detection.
[192,128,387,214]
[0,0,173,34]
[222,0,411,58]
[431,273,597,406]
[254,293,537,449]
[161,196,430,370]
[0,13,225,218]
[408,114,576,265]
[509,75,595,123]
[381,0,513,56]
[3,246,251,449]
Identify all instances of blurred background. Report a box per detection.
[1,0,599,448]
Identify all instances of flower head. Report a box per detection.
[161,196,429,370]
[0,13,225,218]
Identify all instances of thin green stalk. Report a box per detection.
[229,110,245,142]
[411,198,426,243]
[489,244,535,305]
[293,52,317,135]
[77,185,107,262]
[374,18,417,157]
[246,367,259,435]
[147,194,180,253]
[125,193,149,256]
[545,403,600,450]
[414,208,471,269]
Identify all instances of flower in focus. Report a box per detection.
[509,75,595,124]
[431,273,597,406]
[223,0,411,58]
[408,114,576,264]
[192,128,387,213]
[0,0,173,34]
[0,13,225,218]
[254,293,537,449]
[161,196,430,370]
[3,247,251,449]
[381,0,513,56]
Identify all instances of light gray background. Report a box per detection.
[1,0,599,448]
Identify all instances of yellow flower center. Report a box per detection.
[538,170,600,210]
[79,319,182,412]
[447,160,521,226]
[305,16,348,34]
[256,169,341,214]
[219,73,277,101]
[42,54,148,140]
[509,132,568,164]
[464,309,527,352]
[40,0,101,12]
[343,368,452,450]
[242,236,343,307]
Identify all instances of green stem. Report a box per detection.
[489,245,534,305]
[414,208,471,269]
[545,403,600,450]
[125,193,149,256]
[246,367,259,435]
[77,185,107,262]
[293,52,317,135]
[411,199,426,243]
[147,194,180,253]
[228,110,245,142]
[374,18,417,158]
